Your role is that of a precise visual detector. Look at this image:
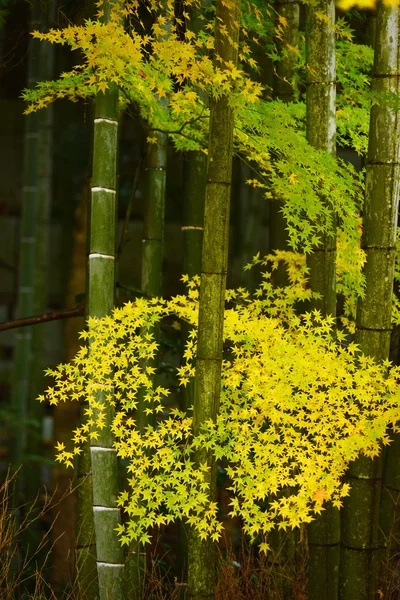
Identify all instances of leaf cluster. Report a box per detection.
[39,268,400,547]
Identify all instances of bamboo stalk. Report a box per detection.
[306,0,337,318]
[270,0,300,289]
[88,88,124,600]
[27,0,55,506]
[77,3,126,599]
[187,1,241,597]
[11,1,43,491]
[126,126,168,600]
[305,2,340,599]
[340,4,400,599]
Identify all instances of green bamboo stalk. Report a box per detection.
[141,129,167,301]
[75,5,100,594]
[180,151,206,407]
[270,0,299,288]
[75,120,98,600]
[305,2,339,599]
[177,7,209,590]
[340,4,400,599]
[180,0,209,419]
[26,0,55,501]
[187,1,241,598]
[11,1,43,490]
[88,86,124,600]
[77,3,125,599]
[126,126,168,600]
[306,0,337,317]
[126,12,170,594]
[177,139,207,596]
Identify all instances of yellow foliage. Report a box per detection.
[42,263,400,546]
[337,0,398,9]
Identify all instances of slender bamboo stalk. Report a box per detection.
[77,3,125,599]
[125,11,170,594]
[340,4,400,599]
[306,0,336,317]
[180,0,209,421]
[305,2,339,599]
[141,129,167,301]
[177,136,207,596]
[11,1,43,490]
[187,1,240,598]
[88,86,124,600]
[270,0,299,288]
[177,7,209,590]
[26,0,55,503]
[180,152,206,406]
[126,126,168,600]
[68,179,94,599]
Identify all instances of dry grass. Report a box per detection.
[5,468,400,600]
[216,532,308,600]
[0,468,75,600]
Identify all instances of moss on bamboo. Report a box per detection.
[187,1,240,598]
[340,4,400,599]
[305,2,340,598]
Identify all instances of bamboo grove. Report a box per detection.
[2,0,400,598]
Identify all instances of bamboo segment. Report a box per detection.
[141,130,167,299]
[177,150,206,595]
[305,2,339,599]
[11,1,42,489]
[340,4,400,600]
[28,0,55,495]
[88,95,124,600]
[180,150,206,414]
[187,1,240,598]
[270,0,300,288]
[127,124,168,600]
[305,0,337,318]
[180,0,208,416]
[82,2,125,598]
[178,6,208,589]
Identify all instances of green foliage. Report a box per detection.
[21,2,373,324]
[22,4,363,252]
[236,99,363,254]
[336,40,373,154]
[39,266,400,549]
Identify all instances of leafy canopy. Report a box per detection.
[22,0,368,320]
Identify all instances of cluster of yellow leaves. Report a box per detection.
[24,2,261,122]
[39,262,400,547]
[338,0,399,10]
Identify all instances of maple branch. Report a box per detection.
[0,305,85,332]
[150,112,208,139]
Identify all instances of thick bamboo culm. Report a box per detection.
[340,4,400,599]
[187,0,241,598]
